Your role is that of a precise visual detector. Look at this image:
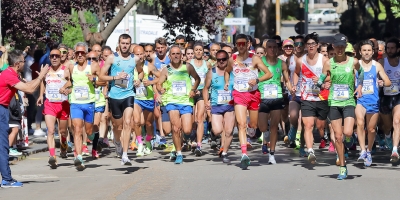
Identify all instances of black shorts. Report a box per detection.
[329,106,355,120]
[108,96,135,119]
[194,89,204,105]
[259,98,284,113]
[379,95,400,115]
[301,100,329,120]
[283,93,289,107]
[160,106,170,122]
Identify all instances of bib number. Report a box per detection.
[192,72,205,88]
[95,88,100,101]
[263,84,278,99]
[115,73,130,89]
[333,84,349,100]
[136,84,148,97]
[74,86,89,101]
[172,81,187,96]
[306,79,319,94]
[362,79,374,95]
[217,90,231,104]
[384,80,399,95]
[235,78,249,92]
[46,86,62,102]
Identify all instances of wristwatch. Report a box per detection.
[256,78,260,84]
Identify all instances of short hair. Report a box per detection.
[272,35,281,42]
[256,46,265,51]
[102,46,112,52]
[118,34,132,43]
[359,40,374,49]
[175,35,185,41]
[304,32,319,44]
[318,42,328,52]
[58,43,68,50]
[74,42,89,53]
[193,42,204,49]
[169,45,181,52]
[144,43,154,49]
[377,40,385,46]
[327,44,334,52]
[8,50,24,66]
[289,36,296,41]
[216,50,229,58]
[155,37,167,46]
[235,34,249,42]
[294,35,304,41]
[386,37,400,49]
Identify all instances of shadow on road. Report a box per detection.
[108,166,148,174]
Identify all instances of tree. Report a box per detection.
[390,0,400,18]
[254,0,271,38]
[157,0,238,43]
[339,8,374,42]
[62,10,98,48]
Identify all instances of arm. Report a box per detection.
[292,57,302,93]
[353,58,364,86]
[281,60,292,92]
[92,62,106,86]
[316,59,331,86]
[254,56,272,82]
[224,59,233,90]
[99,54,118,82]
[376,62,391,87]
[187,63,200,91]
[14,65,49,94]
[206,61,212,70]
[202,69,213,106]
[148,63,161,78]
[156,67,168,93]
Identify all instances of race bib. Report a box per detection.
[95,88,100,101]
[234,77,249,92]
[333,84,349,100]
[136,83,148,97]
[46,86,62,102]
[114,73,130,89]
[217,90,231,104]
[384,80,399,95]
[192,72,206,88]
[305,79,319,94]
[362,79,374,95]
[74,86,89,101]
[172,81,187,96]
[263,84,278,99]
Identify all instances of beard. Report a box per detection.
[387,53,398,58]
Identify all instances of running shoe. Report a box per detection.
[159,137,167,148]
[175,154,183,164]
[357,151,367,162]
[385,137,393,150]
[246,137,253,148]
[319,139,326,149]
[114,142,123,158]
[170,151,177,161]
[283,135,289,144]
[144,142,152,155]
[218,147,224,157]
[48,156,58,169]
[268,154,276,164]
[121,156,132,166]
[241,154,251,169]
[262,144,269,154]
[288,126,296,142]
[210,141,218,150]
[222,153,230,163]
[202,136,209,144]
[130,141,138,151]
[299,147,307,157]
[136,144,144,157]
[82,145,90,156]
[390,150,399,163]
[1,179,23,188]
[92,149,99,159]
[294,131,301,149]
[308,151,316,164]
[9,148,22,156]
[364,152,372,167]
[194,146,203,157]
[96,140,104,152]
[328,142,335,152]
[343,136,354,149]
[103,138,110,148]
[258,132,263,143]
[337,166,348,180]
[67,141,73,153]
[74,155,85,171]
[60,150,68,159]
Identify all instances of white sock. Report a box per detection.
[307,148,314,153]
[393,146,398,152]
[222,152,227,156]
[177,151,182,155]
[122,152,127,157]
[386,134,391,139]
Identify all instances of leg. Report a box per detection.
[235,105,249,148]
[8,127,19,147]
[269,110,281,152]
[0,106,14,182]
[366,113,379,152]
[121,107,134,154]
[169,110,182,152]
[223,111,235,153]
[302,117,315,150]
[195,100,205,147]
[355,105,367,151]
[331,118,345,166]
[45,115,57,156]
[72,119,84,155]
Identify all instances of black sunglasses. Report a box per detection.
[217,58,228,62]
[87,57,98,61]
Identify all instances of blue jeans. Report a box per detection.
[0,105,12,181]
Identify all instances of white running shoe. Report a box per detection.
[268,154,276,164]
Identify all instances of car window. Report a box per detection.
[323,11,329,14]
[313,10,323,14]
[330,10,336,14]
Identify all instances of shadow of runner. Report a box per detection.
[21,180,60,184]
[317,174,362,180]
[108,167,148,174]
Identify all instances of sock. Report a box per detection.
[137,135,143,144]
[61,136,67,143]
[145,135,152,142]
[49,148,55,156]
[270,151,275,155]
[176,151,182,155]
[308,148,314,153]
[92,132,99,151]
[222,152,227,156]
[98,137,104,142]
[122,152,127,158]
[386,134,391,139]
[87,132,95,141]
[145,141,152,149]
[83,142,87,146]
[241,144,247,154]
[393,146,398,152]
[197,142,202,148]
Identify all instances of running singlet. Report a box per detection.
[328,57,355,107]
[95,60,106,107]
[210,68,234,106]
[232,53,258,92]
[357,60,379,105]
[153,55,170,70]
[108,52,136,99]
[162,64,194,106]
[134,65,154,101]
[45,66,68,103]
[299,53,326,101]
[259,57,282,99]
[288,56,301,97]
[70,63,95,104]
[190,59,208,90]
[383,57,400,96]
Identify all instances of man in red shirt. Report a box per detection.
[0,50,49,188]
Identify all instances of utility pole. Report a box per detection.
[0,0,2,46]
[304,0,308,35]
[133,5,137,43]
[276,0,281,35]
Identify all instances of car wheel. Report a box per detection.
[318,18,322,24]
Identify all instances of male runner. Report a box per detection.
[99,34,143,165]
[156,45,200,164]
[208,43,221,66]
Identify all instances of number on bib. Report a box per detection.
[333,84,349,100]
[235,78,249,92]
[217,90,231,104]
[136,84,148,97]
[384,80,399,95]
[74,86,89,101]
[95,88,100,101]
[362,79,374,95]
[46,86,62,102]
[172,81,187,96]
[263,84,278,99]
[115,73,130,89]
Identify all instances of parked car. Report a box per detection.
[308,9,339,24]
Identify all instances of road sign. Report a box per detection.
[295,22,305,34]
[224,18,248,26]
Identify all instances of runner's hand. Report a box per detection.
[116,70,127,80]
[205,101,211,110]
[378,80,384,87]
[312,76,318,84]
[134,80,141,87]
[324,81,331,90]
[36,64,50,80]
[224,83,229,91]
[37,96,43,106]
[155,94,162,103]
[143,79,151,87]
[354,85,362,98]
[86,74,96,82]
[248,79,257,87]
[189,90,196,98]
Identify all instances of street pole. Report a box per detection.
[304,0,308,35]
[0,0,2,46]
[133,5,137,43]
[276,0,281,35]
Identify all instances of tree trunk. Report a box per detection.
[254,0,270,39]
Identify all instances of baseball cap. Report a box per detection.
[282,39,294,47]
[333,33,347,46]
[345,43,354,53]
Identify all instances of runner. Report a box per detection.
[221,44,233,58]
[317,33,364,180]
[65,42,104,170]
[99,34,143,165]
[258,40,291,164]
[203,49,235,163]
[156,45,200,164]
[293,32,330,164]
[378,38,400,163]
[224,34,273,169]
[355,40,391,167]
[37,48,70,169]
[255,46,265,57]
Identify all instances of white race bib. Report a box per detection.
[362,79,374,95]
[95,88,100,101]
[305,79,319,94]
[263,84,278,99]
[172,81,187,96]
[136,83,148,97]
[234,77,249,92]
[384,80,399,95]
[333,84,349,100]
[74,86,89,101]
[192,72,206,87]
[46,86,62,102]
[115,73,130,89]
[217,90,231,104]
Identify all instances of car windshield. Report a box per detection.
[313,10,323,14]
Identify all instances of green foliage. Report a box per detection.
[367,0,386,20]
[62,10,98,48]
[339,8,374,42]
[391,0,400,18]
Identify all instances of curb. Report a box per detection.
[9,144,49,165]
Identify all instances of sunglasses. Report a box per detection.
[306,42,318,47]
[176,43,185,46]
[75,51,86,55]
[294,42,303,47]
[203,52,210,56]
[87,57,98,62]
[283,45,294,49]
[50,54,61,59]
[236,42,246,47]
[60,50,67,54]
[217,58,228,62]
